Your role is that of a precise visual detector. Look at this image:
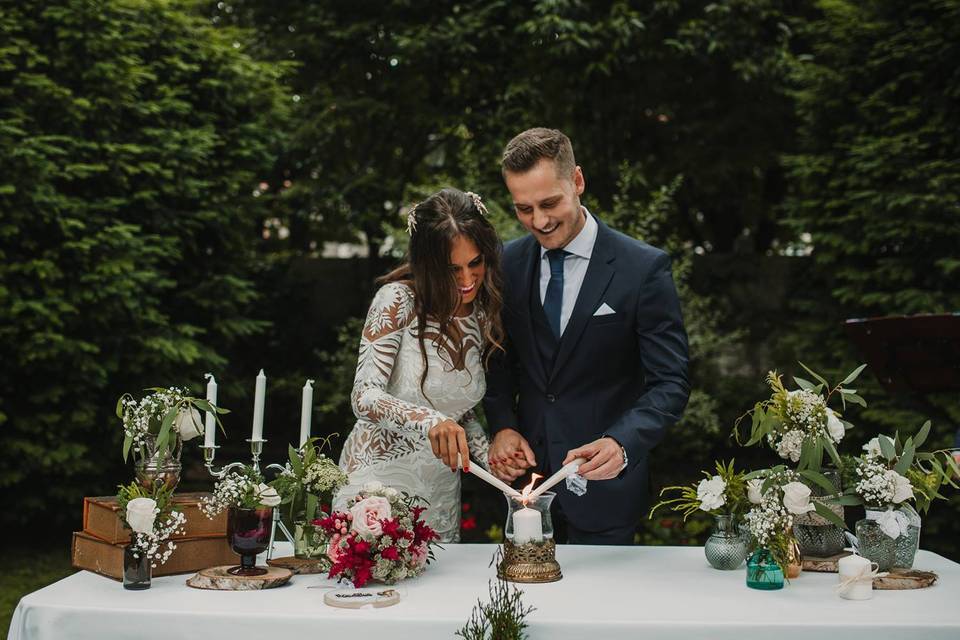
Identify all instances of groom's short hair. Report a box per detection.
[501,128,576,179]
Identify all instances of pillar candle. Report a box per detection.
[203,373,217,448]
[252,369,266,441]
[512,506,543,544]
[299,379,314,447]
[838,553,875,600]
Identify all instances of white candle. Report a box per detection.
[204,373,218,448]
[252,369,266,441]
[837,553,875,600]
[456,454,521,497]
[299,379,314,447]
[527,457,586,501]
[512,506,543,544]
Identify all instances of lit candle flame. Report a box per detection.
[520,473,542,506]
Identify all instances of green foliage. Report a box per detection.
[0,0,289,525]
[456,549,536,640]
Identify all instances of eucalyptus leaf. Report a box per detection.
[878,435,896,461]
[800,469,837,495]
[845,393,867,407]
[840,364,867,385]
[823,438,843,469]
[794,376,815,391]
[122,434,133,462]
[894,439,915,476]
[813,502,848,530]
[799,361,829,387]
[913,421,931,449]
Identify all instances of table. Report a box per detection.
[10,545,960,639]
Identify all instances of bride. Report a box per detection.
[334,188,505,542]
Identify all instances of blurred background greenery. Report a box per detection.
[2,0,958,624]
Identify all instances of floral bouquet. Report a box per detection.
[270,438,349,525]
[116,481,187,568]
[735,363,866,471]
[117,386,227,462]
[200,466,282,517]
[649,460,749,520]
[837,422,959,539]
[741,466,826,576]
[311,481,440,587]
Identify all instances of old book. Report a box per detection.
[71,531,239,581]
[83,492,226,544]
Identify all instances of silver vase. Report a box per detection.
[134,435,183,492]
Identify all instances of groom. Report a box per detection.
[483,128,690,544]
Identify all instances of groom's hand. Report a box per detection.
[488,429,536,481]
[428,420,470,472]
[564,437,624,481]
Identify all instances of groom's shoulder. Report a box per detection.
[501,235,536,266]
[598,219,669,269]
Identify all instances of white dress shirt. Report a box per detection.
[538,207,598,336]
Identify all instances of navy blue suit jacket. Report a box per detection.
[483,216,690,532]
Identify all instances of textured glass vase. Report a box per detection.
[894,523,921,569]
[746,549,784,590]
[794,467,845,557]
[293,521,325,559]
[704,515,749,570]
[123,536,151,590]
[855,517,896,572]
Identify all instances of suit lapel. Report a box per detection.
[549,221,616,380]
[513,236,549,387]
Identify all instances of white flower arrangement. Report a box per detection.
[117,482,186,568]
[735,364,867,471]
[117,386,226,462]
[201,467,277,518]
[650,460,749,520]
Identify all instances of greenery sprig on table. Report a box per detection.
[456,548,536,640]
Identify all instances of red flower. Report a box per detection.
[381,546,399,561]
[411,505,427,521]
[461,516,477,531]
[462,503,471,512]
[413,520,439,545]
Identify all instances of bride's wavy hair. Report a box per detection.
[379,188,505,401]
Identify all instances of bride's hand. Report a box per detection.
[428,420,470,472]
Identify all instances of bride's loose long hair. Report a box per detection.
[379,188,505,401]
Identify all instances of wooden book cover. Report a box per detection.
[83,492,226,544]
[71,531,239,581]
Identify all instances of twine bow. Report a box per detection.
[835,564,887,595]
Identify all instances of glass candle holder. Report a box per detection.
[504,492,555,544]
[227,506,273,576]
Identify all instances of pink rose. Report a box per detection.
[327,540,346,564]
[349,496,392,537]
[410,542,429,568]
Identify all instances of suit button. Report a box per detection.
[546,393,556,403]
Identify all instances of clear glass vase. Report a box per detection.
[893,505,922,569]
[123,535,151,590]
[293,521,326,559]
[704,514,749,570]
[504,492,555,545]
[746,548,784,590]
[134,434,183,493]
[794,467,845,558]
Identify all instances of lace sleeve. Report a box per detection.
[461,409,490,469]
[351,282,448,436]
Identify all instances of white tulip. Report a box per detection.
[174,407,204,441]
[825,408,845,443]
[747,479,764,505]
[256,483,281,508]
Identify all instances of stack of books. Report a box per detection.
[71,492,239,580]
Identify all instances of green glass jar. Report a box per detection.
[746,548,784,590]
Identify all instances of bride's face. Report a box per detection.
[449,234,485,313]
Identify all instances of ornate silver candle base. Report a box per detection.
[498,539,562,583]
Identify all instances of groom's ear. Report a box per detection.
[573,166,585,195]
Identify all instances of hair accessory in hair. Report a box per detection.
[465,191,488,217]
[405,203,419,235]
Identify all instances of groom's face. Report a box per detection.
[505,158,586,251]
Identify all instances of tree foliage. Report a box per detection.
[0,0,289,524]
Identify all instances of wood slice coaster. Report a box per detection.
[267,556,328,574]
[802,551,852,573]
[324,588,401,609]
[874,568,938,590]
[186,565,293,590]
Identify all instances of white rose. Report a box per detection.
[863,438,882,458]
[696,475,726,512]
[747,479,764,505]
[886,470,914,504]
[174,407,204,441]
[256,483,281,508]
[825,408,845,443]
[782,482,815,515]
[126,497,158,534]
[361,481,384,494]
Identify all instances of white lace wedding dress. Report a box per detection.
[334,282,490,542]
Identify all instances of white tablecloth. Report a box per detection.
[10,544,960,639]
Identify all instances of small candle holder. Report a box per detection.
[498,492,562,583]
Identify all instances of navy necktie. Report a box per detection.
[543,249,567,339]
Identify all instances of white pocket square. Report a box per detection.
[593,303,616,316]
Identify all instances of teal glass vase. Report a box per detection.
[746,549,784,590]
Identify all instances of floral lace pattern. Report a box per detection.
[336,282,489,542]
